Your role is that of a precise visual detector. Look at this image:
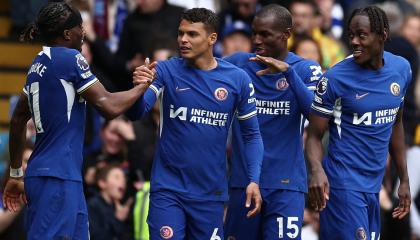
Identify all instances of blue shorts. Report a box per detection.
[224,188,304,240]
[24,177,88,240]
[147,190,224,240]
[320,188,380,240]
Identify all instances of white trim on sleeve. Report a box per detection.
[76,78,98,93]
[238,110,257,120]
[311,104,333,115]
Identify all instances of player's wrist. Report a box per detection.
[249,181,259,186]
[9,166,24,178]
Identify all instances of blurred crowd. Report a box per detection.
[0,0,419,239]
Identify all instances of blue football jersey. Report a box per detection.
[129,57,262,201]
[23,46,98,181]
[311,51,412,193]
[225,52,322,191]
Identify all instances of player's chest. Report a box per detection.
[250,73,299,117]
[338,75,404,126]
[164,74,238,112]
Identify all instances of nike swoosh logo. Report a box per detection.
[176,86,190,92]
[355,92,369,100]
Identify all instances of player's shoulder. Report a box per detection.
[384,51,410,71]
[49,47,84,66]
[323,55,357,79]
[223,52,255,67]
[157,56,183,69]
[318,57,355,87]
[288,52,321,72]
[217,58,249,77]
[51,47,80,58]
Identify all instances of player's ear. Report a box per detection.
[283,28,292,40]
[208,32,217,46]
[63,29,71,41]
[382,29,389,41]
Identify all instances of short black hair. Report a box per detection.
[255,4,293,31]
[348,6,390,40]
[20,2,82,43]
[181,8,219,33]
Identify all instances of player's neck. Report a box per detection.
[275,50,289,61]
[50,38,72,49]
[186,53,217,70]
[362,52,384,70]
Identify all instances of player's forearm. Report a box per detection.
[125,89,157,121]
[98,85,147,119]
[239,117,263,183]
[306,114,330,172]
[306,134,324,172]
[9,120,27,169]
[9,95,31,169]
[390,120,409,183]
[283,67,313,118]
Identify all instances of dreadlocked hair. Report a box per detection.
[348,6,390,40]
[20,2,74,43]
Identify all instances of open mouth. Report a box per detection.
[255,47,265,55]
[179,46,191,53]
[353,49,362,57]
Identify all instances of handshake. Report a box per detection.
[132,57,157,87]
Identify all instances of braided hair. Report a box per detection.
[20,2,82,44]
[348,6,390,40]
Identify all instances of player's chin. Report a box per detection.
[180,52,195,60]
[353,56,366,65]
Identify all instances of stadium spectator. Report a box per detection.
[2,2,152,239]
[401,14,420,52]
[290,34,323,70]
[221,21,252,56]
[289,0,346,69]
[116,0,184,89]
[306,6,411,239]
[314,0,344,39]
[219,0,259,29]
[215,0,259,56]
[84,118,135,197]
[88,164,133,240]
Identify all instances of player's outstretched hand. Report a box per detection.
[249,55,290,75]
[3,177,27,212]
[133,57,157,86]
[392,180,411,219]
[245,182,262,218]
[308,168,329,212]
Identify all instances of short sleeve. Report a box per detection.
[300,60,323,90]
[311,72,338,118]
[55,50,98,94]
[237,71,257,121]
